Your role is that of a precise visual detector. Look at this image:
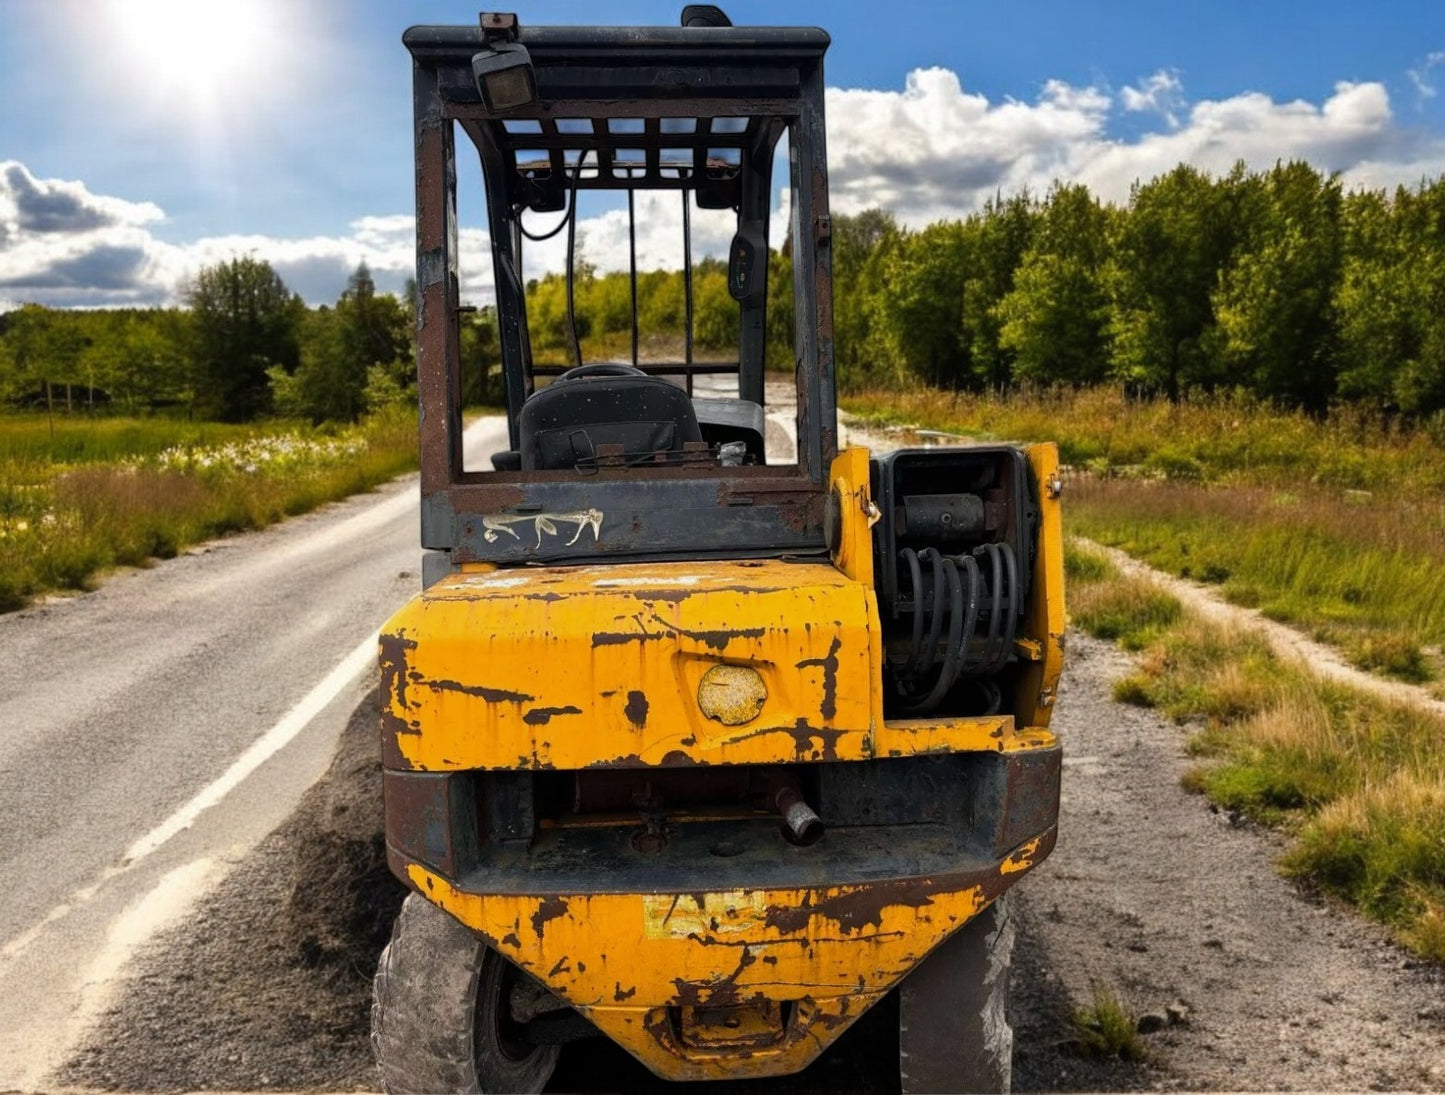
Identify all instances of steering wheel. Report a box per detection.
[555,363,647,381]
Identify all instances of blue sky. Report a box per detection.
[1,0,1442,309]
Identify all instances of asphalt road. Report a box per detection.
[0,417,508,1090]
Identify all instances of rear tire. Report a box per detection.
[898,894,1015,1094]
[372,892,560,1094]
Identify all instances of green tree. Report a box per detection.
[765,246,794,372]
[0,304,85,415]
[869,220,968,387]
[1107,165,1235,398]
[960,191,1036,391]
[187,256,304,421]
[997,184,1113,387]
[1212,161,1343,411]
[1337,180,1445,416]
[831,209,900,390]
[271,263,411,422]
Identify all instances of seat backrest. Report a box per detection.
[517,375,704,471]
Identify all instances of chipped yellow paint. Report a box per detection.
[642,890,768,939]
[827,446,875,587]
[1013,636,1044,660]
[406,862,1033,1081]
[590,994,883,1081]
[380,557,1057,771]
[1016,443,1067,728]
[696,664,768,726]
[593,994,885,1081]
[1000,835,1044,874]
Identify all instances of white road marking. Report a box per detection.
[12,858,224,1092]
[1,628,378,966]
[123,629,378,865]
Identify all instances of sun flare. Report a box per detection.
[105,0,282,101]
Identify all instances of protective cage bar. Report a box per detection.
[405,19,840,566]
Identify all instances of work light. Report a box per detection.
[472,43,536,112]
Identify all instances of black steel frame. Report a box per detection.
[403,19,837,565]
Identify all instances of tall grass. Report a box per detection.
[1068,478,1445,682]
[0,415,265,464]
[845,386,1445,493]
[0,409,418,612]
[1069,549,1445,961]
[847,387,1445,683]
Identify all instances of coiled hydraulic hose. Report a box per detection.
[895,541,1019,713]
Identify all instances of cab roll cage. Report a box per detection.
[404,17,837,566]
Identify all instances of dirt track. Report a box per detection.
[58,627,1445,1093]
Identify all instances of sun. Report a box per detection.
[104,0,285,104]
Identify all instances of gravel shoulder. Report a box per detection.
[59,633,1445,1093]
[1012,633,1444,1092]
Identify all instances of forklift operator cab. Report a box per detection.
[373,8,1065,1095]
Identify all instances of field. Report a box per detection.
[0,410,418,612]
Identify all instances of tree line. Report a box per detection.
[3,159,1443,423]
[824,161,1445,417]
[0,259,434,424]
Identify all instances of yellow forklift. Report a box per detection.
[373,8,1064,1092]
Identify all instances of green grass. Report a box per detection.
[1065,542,1182,651]
[0,414,265,465]
[1069,554,1445,962]
[0,408,418,612]
[1070,985,1146,1061]
[1066,478,1445,684]
[844,386,1445,685]
[843,385,1445,494]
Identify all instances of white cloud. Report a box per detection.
[5,66,1445,311]
[1408,50,1445,105]
[1120,70,1185,128]
[826,71,1442,223]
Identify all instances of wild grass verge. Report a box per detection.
[1068,542,1445,963]
[1068,479,1445,684]
[0,408,418,612]
[844,387,1445,684]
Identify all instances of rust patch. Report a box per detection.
[796,635,842,721]
[763,893,814,934]
[624,690,649,727]
[808,880,941,936]
[592,621,768,651]
[530,896,570,940]
[426,678,534,704]
[379,633,421,769]
[549,957,571,977]
[614,982,637,1002]
[675,624,768,652]
[591,629,669,647]
[697,664,768,726]
[501,932,521,948]
[672,945,758,1008]
[522,705,583,726]
[379,632,418,711]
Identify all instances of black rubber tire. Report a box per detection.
[898,894,1015,1094]
[371,892,560,1094]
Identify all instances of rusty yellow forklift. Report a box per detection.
[374,8,1064,1093]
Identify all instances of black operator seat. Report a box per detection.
[515,364,704,471]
